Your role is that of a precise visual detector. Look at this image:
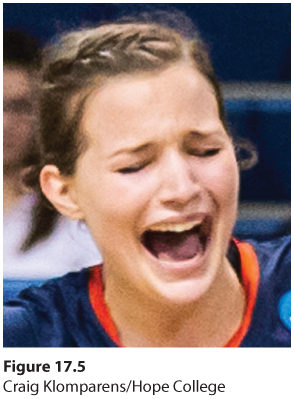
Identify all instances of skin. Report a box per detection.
[41,63,245,346]
[3,67,34,213]
[3,67,33,171]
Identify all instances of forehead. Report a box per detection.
[3,67,31,99]
[81,64,222,151]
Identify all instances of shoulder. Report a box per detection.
[248,235,290,261]
[239,236,291,347]
[248,235,290,282]
[4,269,91,347]
[5,268,90,306]
[235,235,290,280]
[4,266,116,347]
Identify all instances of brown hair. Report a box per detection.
[22,17,254,251]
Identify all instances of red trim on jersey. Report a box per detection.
[89,240,260,347]
[88,267,121,346]
[225,240,260,347]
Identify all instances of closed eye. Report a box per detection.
[117,163,148,174]
[202,148,221,157]
[189,148,221,157]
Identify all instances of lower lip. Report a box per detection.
[141,238,211,279]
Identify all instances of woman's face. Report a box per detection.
[72,64,239,304]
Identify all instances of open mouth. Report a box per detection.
[141,216,212,263]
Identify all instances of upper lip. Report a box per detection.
[143,213,210,232]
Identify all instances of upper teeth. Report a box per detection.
[149,222,197,233]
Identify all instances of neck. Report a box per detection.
[105,258,245,347]
[3,172,23,214]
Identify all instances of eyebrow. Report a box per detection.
[111,142,156,158]
[109,127,225,158]
[188,128,225,138]
[3,98,32,112]
[4,97,31,105]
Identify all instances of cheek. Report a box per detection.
[19,117,32,136]
[200,153,239,208]
[5,116,31,143]
[103,173,158,219]
[79,171,156,233]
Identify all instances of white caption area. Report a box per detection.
[1,348,292,398]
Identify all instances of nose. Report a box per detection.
[158,150,201,209]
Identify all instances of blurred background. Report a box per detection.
[3,3,290,297]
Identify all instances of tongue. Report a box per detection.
[145,229,203,262]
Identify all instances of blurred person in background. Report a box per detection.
[3,30,102,280]
[3,30,39,213]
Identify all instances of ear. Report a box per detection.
[40,165,84,220]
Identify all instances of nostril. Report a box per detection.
[159,174,200,207]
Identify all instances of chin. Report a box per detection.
[155,276,215,306]
[140,250,220,307]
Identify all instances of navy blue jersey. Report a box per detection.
[3,237,291,347]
